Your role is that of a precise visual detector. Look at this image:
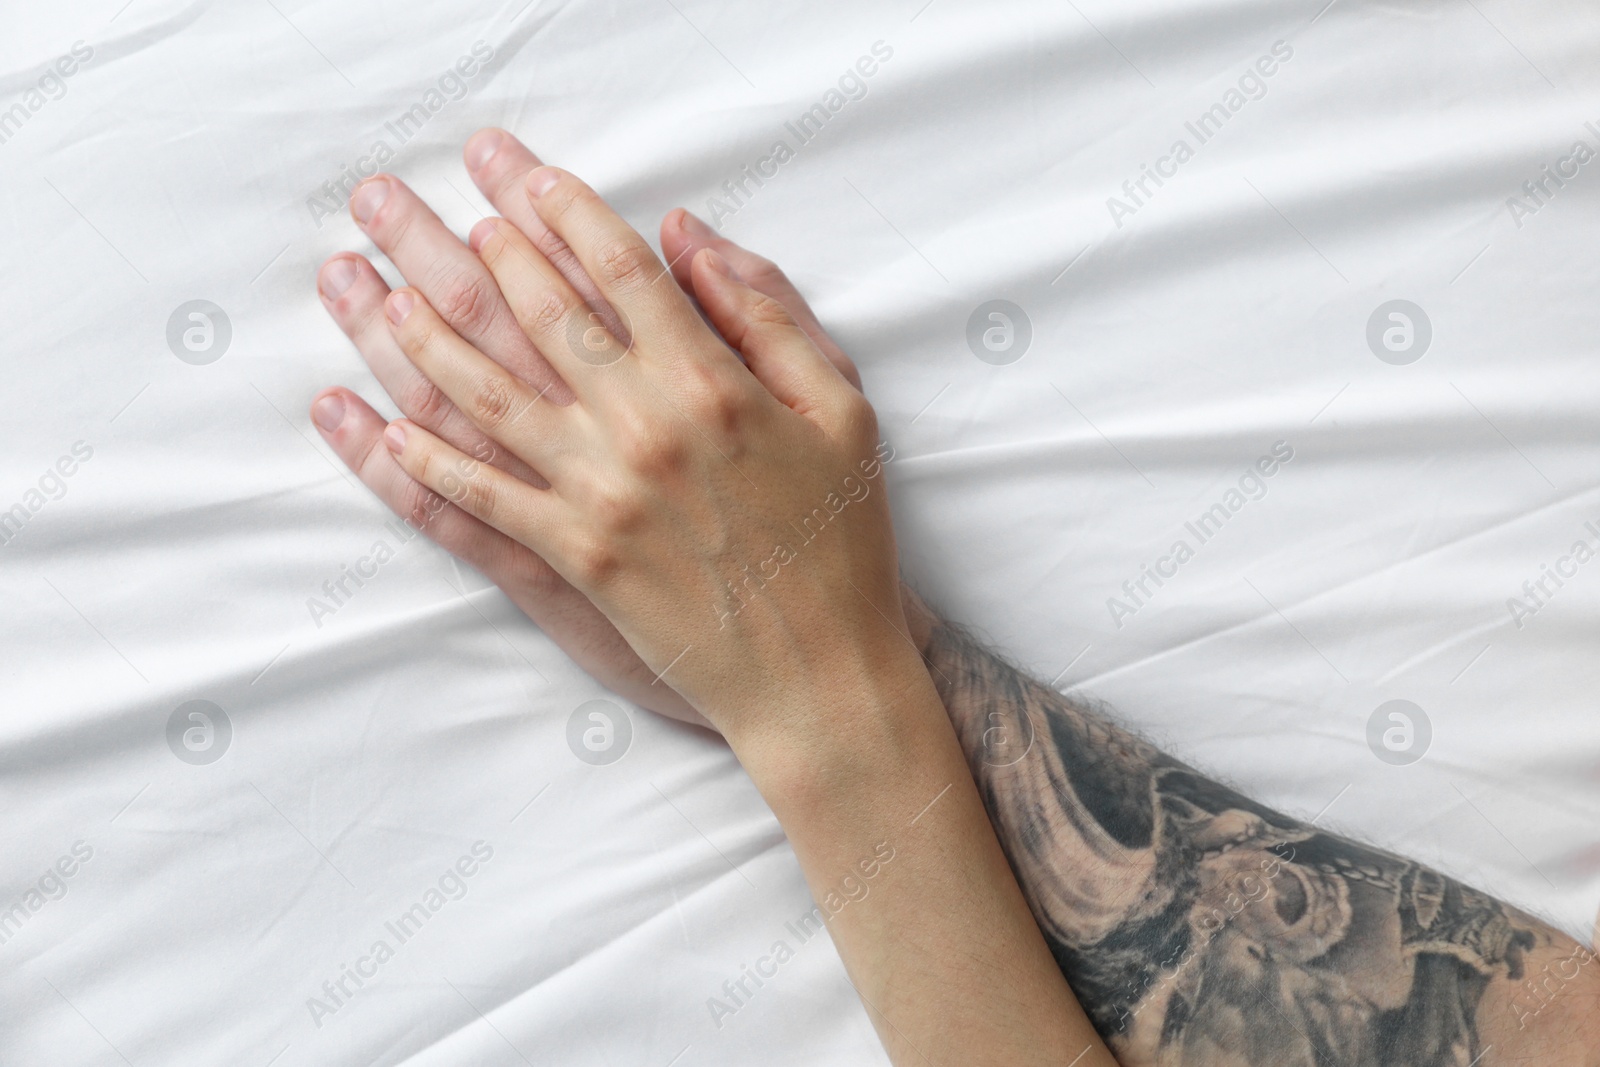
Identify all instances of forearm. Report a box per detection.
[904,590,1600,1066]
[731,646,1115,1067]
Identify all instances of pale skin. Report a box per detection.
[311,129,1599,1064]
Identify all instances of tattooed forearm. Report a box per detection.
[920,617,1600,1066]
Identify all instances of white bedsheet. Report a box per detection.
[3,0,1598,1063]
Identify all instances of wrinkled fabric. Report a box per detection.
[1,0,1596,1063]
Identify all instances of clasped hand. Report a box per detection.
[311,129,917,747]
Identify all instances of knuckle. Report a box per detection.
[434,453,493,519]
[570,534,621,587]
[681,359,726,397]
[697,396,742,438]
[593,486,643,534]
[434,273,497,337]
[638,434,687,477]
[460,469,498,521]
[743,317,795,352]
[529,224,572,264]
[744,292,793,328]
[686,376,746,434]
[399,376,452,428]
[840,387,875,426]
[839,391,879,444]
[410,446,438,491]
[841,388,875,424]
[594,238,657,292]
[469,374,517,430]
[523,288,575,339]
[615,411,683,476]
[399,480,447,531]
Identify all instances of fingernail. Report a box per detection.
[680,211,714,238]
[386,290,415,325]
[528,167,561,199]
[468,219,495,253]
[311,394,346,432]
[384,423,407,454]
[351,178,390,225]
[702,248,732,277]
[465,129,504,172]
[318,257,359,300]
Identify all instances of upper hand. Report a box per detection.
[310,130,862,731]
[374,164,906,740]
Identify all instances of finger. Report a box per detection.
[318,253,547,486]
[348,173,574,404]
[312,387,709,721]
[384,287,574,475]
[660,208,862,391]
[381,416,567,557]
[462,129,624,337]
[523,166,705,352]
[309,385,543,576]
[690,248,845,417]
[468,217,639,399]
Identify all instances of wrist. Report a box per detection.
[725,648,955,828]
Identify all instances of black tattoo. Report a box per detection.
[923,620,1561,1066]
